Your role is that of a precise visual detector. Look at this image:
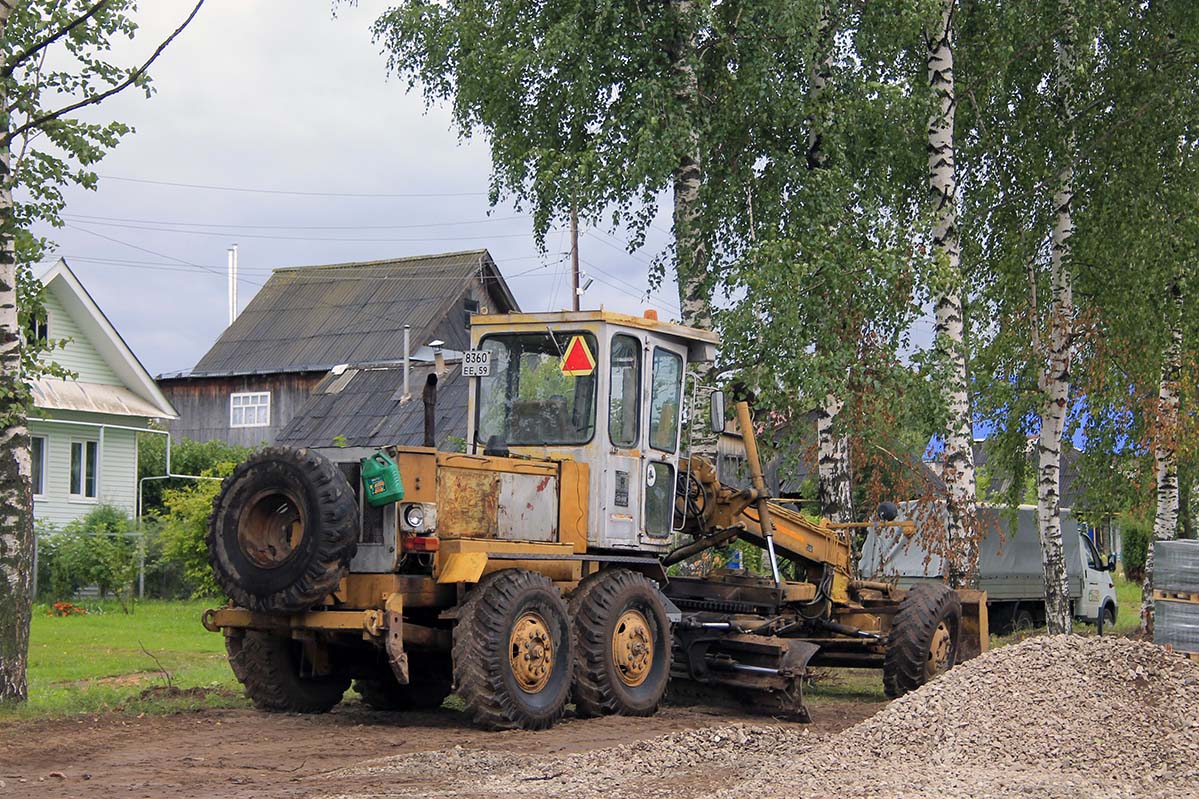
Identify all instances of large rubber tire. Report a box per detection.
[208,446,359,614]
[453,569,573,731]
[883,582,962,699]
[226,631,349,713]
[569,569,671,718]
[354,653,453,711]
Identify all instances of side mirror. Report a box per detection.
[878,501,899,522]
[709,390,725,434]
[1106,553,1117,572]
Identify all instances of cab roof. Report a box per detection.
[470,310,720,345]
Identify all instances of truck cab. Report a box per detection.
[464,310,717,552]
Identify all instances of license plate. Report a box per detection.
[462,349,490,377]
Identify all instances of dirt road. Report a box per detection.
[0,696,882,799]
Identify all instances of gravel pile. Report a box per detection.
[730,635,1199,799]
[324,636,1199,799]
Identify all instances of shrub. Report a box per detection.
[158,468,232,598]
[138,435,253,515]
[41,505,140,612]
[1121,513,1151,583]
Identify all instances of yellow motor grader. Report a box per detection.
[202,310,987,729]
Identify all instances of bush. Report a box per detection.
[40,505,140,612]
[138,435,253,515]
[1121,513,1151,583]
[158,468,233,598]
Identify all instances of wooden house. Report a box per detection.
[157,250,519,448]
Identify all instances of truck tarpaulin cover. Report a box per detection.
[858,504,1085,599]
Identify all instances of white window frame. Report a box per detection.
[31,435,47,499]
[69,437,99,503]
[230,391,271,428]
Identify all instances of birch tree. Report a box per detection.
[926,0,976,581]
[0,0,203,703]
[373,0,721,329]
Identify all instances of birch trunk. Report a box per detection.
[1142,277,1184,633]
[0,0,37,703]
[1036,1,1077,635]
[927,0,977,585]
[669,0,716,457]
[817,396,854,523]
[808,5,853,522]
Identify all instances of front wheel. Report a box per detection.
[883,582,962,699]
[453,569,573,730]
[569,569,672,717]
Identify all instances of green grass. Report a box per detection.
[0,599,246,721]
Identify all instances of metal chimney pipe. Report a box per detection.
[227,247,234,325]
[422,374,437,448]
[403,324,411,400]
[231,244,238,321]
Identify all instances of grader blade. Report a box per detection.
[956,588,990,662]
[673,629,819,721]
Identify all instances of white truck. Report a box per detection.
[859,504,1119,633]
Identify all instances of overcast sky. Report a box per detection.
[33,0,681,377]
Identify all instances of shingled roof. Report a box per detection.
[275,362,468,450]
[189,250,517,377]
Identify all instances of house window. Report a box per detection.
[231,392,271,428]
[26,313,47,345]
[31,436,46,497]
[69,439,98,500]
[464,298,480,329]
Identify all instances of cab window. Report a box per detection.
[475,332,597,446]
[648,348,683,452]
[1082,535,1102,570]
[609,335,641,448]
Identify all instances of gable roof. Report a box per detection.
[189,250,518,378]
[275,362,468,450]
[36,259,177,419]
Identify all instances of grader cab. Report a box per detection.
[203,310,987,729]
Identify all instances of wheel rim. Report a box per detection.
[611,609,654,687]
[238,489,305,569]
[509,611,554,693]
[927,621,952,678]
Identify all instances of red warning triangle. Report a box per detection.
[560,335,596,376]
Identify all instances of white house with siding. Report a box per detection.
[29,260,177,527]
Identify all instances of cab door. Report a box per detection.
[602,333,643,548]
[642,343,686,546]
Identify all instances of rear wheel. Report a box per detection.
[883,583,962,699]
[569,569,671,717]
[226,631,348,713]
[354,653,452,711]
[1012,606,1037,632]
[453,569,573,730]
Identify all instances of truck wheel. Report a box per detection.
[453,569,573,730]
[569,569,671,717]
[208,446,359,614]
[1012,607,1037,632]
[883,582,962,699]
[354,654,453,711]
[226,631,349,713]
[1100,603,1116,631]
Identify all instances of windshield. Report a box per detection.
[475,332,598,446]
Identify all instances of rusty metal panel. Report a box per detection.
[436,466,499,536]
[496,472,558,541]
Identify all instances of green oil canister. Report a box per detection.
[361,451,404,507]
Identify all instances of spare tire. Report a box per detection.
[208,446,359,613]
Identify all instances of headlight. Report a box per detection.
[404,504,426,531]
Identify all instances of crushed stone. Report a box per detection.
[320,635,1199,799]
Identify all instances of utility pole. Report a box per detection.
[570,205,580,312]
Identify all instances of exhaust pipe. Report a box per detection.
[423,374,438,448]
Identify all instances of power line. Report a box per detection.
[60,219,556,244]
[97,174,489,199]
[62,212,529,231]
